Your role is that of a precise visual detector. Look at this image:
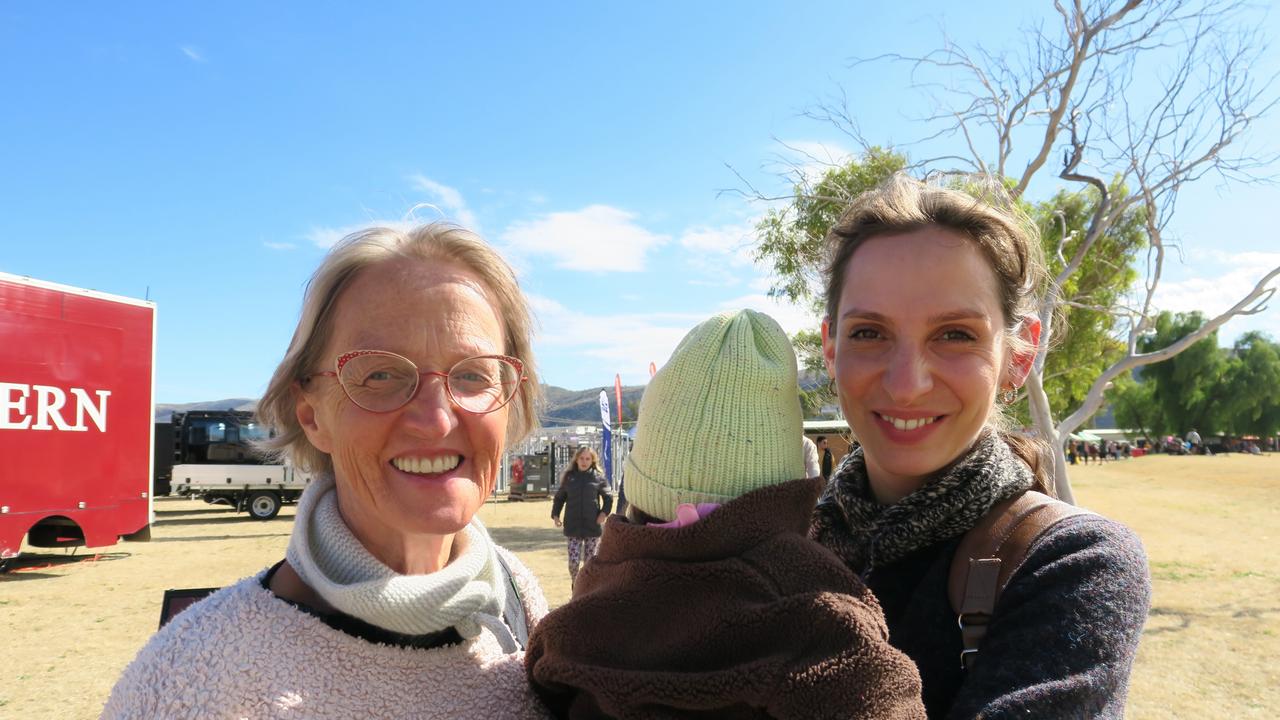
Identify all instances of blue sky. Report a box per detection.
[2,2,1277,403]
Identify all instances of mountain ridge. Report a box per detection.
[155,385,648,425]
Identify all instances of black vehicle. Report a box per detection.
[161,410,311,520]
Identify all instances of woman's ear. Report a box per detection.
[295,383,334,454]
[821,318,837,377]
[1006,317,1043,388]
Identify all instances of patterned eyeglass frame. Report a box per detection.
[306,349,526,414]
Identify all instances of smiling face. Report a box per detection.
[823,226,1027,503]
[295,257,510,572]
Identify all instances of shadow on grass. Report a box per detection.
[154,506,234,517]
[1146,602,1280,635]
[0,551,132,581]
[488,525,566,552]
[154,515,295,528]
[151,532,293,543]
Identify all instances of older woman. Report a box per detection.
[810,175,1151,718]
[103,224,550,719]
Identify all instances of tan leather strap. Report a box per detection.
[948,491,1094,670]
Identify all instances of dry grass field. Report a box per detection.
[0,453,1276,718]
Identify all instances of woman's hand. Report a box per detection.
[597,512,608,525]
[553,517,562,527]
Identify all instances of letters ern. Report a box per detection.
[0,382,111,432]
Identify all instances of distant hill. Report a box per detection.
[539,385,646,426]
[153,387,648,426]
[155,398,257,423]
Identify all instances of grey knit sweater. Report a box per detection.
[860,513,1150,719]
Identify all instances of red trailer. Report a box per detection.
[0,272,155,569]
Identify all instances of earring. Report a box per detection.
[826,378,837,396]
[1000,387,1018,404]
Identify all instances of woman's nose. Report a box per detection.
[400,373,458,437]
[881,344,933,403]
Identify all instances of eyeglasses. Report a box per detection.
[305,350,525,415]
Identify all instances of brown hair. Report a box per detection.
[822,173,1055,493]
[256,223,542,474]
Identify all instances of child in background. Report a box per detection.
[525,309,924,720]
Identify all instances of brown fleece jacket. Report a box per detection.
[526,476,925,720]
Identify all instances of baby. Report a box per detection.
[526,310,924,720]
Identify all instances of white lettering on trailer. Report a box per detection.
[0,382,111,432]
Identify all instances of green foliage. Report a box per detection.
[1109,321,1280,438]
[1108,371,1166,440]
[792,328,837,418]
[1217,332,1280,437]
[791,328,826,377]
[1024,184,1147,421]
[1137,312,1228,434]
[754,147,907,312]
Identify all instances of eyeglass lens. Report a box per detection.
[338,352,519,413]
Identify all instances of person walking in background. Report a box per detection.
[551,447,612,587]
[527,309,925,719]
[817,435,835,480]
[802,434,821,478]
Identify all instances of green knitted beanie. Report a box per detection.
[623,309,804,522]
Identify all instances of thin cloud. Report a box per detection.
[305,220,415,249]
[180,46,205,63]
[1149,260,1280,341]
[777,139,854,187]
[528,294,707,384]
[714,293,820,336]
[677,221,762,286]
[263,241,297,251]
[526,292,820,387]
[409,174,478,230]
[501,205,669,272]
[679,223,756,262]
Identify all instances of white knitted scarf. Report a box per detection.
[285,474,517,651]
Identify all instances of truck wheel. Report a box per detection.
[247,491,282,521]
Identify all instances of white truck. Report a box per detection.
[162,410,312,520]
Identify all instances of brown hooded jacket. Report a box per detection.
[526,476,925,720]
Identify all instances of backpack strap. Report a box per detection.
[948,491,1093,671]
[495,551,530,651]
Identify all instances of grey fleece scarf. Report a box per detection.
[285,474,517,651]
[810,431,1034,576]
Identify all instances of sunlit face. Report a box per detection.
[296,258,511,562]
[823,227,1026,502]
[575,449,595,471]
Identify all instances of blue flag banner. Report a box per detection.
[602,426,613,486]
[598,389,613,485]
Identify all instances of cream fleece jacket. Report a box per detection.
[101,548,550,720]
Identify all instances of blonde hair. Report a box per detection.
[823,173,1055,492]
[256,223,541,474]
[563,446,601,481]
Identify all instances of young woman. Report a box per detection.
[550,446,612,586]
[811,174,1151,719]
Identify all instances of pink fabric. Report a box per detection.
[651,503,722,528]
